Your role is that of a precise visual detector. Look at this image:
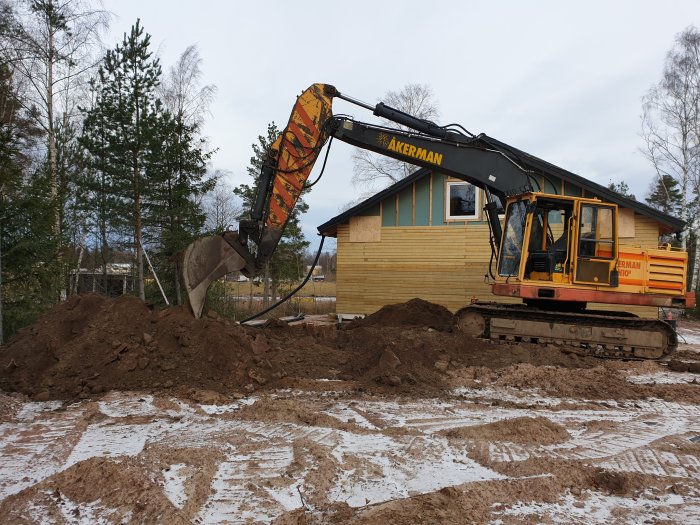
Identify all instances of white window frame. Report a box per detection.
[445,180,480,221]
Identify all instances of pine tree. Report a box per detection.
[145,110,214,305]
[607,180,636,200]
[645,174,683,217]
[80,20,162,301]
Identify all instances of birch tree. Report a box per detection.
[3,0,108,237]
[641,26,700,290]
[158,44,216,128]
[352,83,439,192]
[203,174,241,233]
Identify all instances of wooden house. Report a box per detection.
[317,135,684,317]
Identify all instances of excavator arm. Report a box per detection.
[183,83,533,317]
[183,84,336,317]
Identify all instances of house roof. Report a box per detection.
[317,134,684,236]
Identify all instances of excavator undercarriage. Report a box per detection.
[456,303,677,360]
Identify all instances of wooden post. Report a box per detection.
[139,239,169,305]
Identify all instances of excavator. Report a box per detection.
[182,83,695,360]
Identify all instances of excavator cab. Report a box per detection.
[497,193,619,301]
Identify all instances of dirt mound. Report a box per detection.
[0,456,187,524]
[0,295,474,400]
[441,416,570,445]
[3,294,699,404]
[0,294,279,400]
[348,298,455,332]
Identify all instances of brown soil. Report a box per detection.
[441,416,570,445]
[2,295,700,524]
[0,391,24,422]
[0,456,188,524]
[1,294,699,404]
[347,297,456,332]
[0,294,271,400]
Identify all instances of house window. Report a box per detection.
[445,181,480,220]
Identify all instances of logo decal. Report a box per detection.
[384,136,443,166]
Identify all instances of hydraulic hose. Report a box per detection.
[241,235,327,324]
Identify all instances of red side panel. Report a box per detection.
[492,282,695,308]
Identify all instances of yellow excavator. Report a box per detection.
[182,84,695,360]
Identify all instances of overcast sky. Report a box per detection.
[103,1,699,250]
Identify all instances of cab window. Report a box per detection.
[578,205,615,259]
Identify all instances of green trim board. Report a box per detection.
[414,176,431,226]
[381,195,397,226]
[398,186,413,226]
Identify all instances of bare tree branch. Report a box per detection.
[352,83,439,191]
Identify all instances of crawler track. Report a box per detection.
[456,303,677,360]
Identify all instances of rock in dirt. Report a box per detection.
[386,374,402,386]
[378,349,401,373]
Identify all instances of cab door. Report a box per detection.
[572,202,618,286]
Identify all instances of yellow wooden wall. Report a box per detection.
[336,224,516,314]
[335,212,662,317]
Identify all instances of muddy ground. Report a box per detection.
[0,294,699,523]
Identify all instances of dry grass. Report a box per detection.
[224,279,336,298]
[208,279,336,321]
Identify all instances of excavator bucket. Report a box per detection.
[182,233,253,318]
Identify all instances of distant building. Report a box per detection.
[70,263,134,297]
[306,265,322,276]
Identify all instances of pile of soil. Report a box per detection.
[0,294,486,400]
[348,298,456,332]
[441,416,570,445]
[0,294,280,399]
[2,293,700,403]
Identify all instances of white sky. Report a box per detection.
[103,0,699,250]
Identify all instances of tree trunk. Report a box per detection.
[72,245,84,295]
[47,15,59,237]
[263,262,270,307]
[134,161,145,301]
[174,261,182,305]
[0,214,4,345]
[692,221,700,292]
[271,279,278,307]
